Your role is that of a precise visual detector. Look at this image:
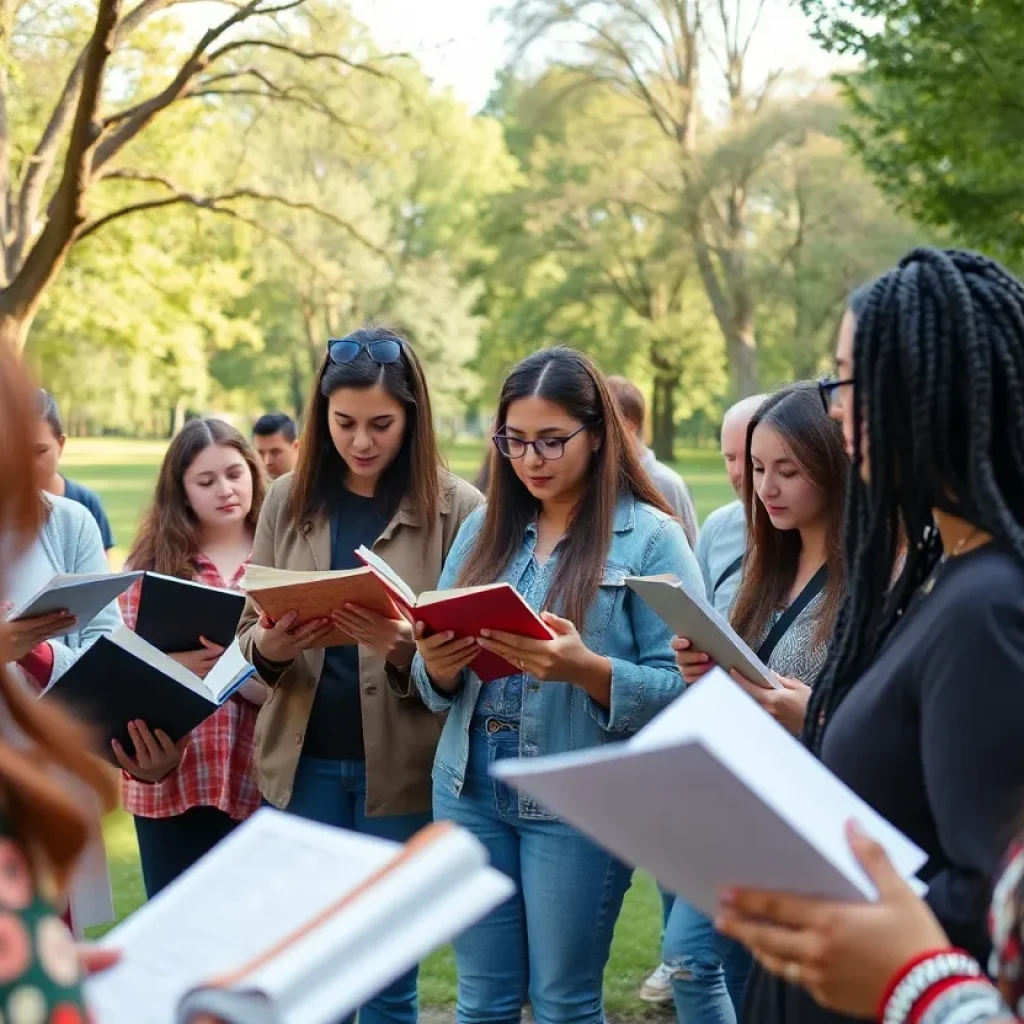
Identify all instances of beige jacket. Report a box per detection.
[237,471,483,816]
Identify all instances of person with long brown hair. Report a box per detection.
[410,346,701,1024]
[0,342,120,1016]
[119,418,267,898]
[236,326,481,1024]
[666,382,848,1024]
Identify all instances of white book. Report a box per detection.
[492,669,927,917]
[626,573,780,688]
[86,809,514,1024]
[10,570,142,637]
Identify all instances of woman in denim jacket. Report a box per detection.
[411,347,702,1024]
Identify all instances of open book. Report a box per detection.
[10,570,142,638]
[355,547,555,682]
[85,809,515,1024]
[42,625,255,760]
[493,669,927,917]
[243,551,554,682]
[626,573,779,689]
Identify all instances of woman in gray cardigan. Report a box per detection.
[3,492,122,682]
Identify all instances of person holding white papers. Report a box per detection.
[119,419,268,899]
[237,328,482,1024]
[412,347,701,1024]
[720,250,1024,1024]
[662,383,849,1024]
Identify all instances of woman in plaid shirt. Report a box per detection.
[117,419,268,898]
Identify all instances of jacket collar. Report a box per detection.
[525,493,637,536]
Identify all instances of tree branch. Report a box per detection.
[11,0,205,272]
[3,0,120,325]
[79,175,387,257]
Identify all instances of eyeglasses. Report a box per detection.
[493,424,588,461]
[818,377,854,414]
[328,337,403,365]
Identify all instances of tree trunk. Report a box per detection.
[289,346,305,423]
[651,374,677,462]
[726,318,759,397]
[0,309,32,353]
[170,397,187,437]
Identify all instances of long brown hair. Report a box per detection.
[128,418,264,578]
[457,347,672,627]
[731,383,848,650]
[0,349,116,888]
[288,326,443,532]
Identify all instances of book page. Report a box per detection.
[86,811,409,1024]
[203,640,256,703]
[493,670,926,916]
[355,546,417,606]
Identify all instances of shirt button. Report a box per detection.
[364,685,377,696]
[294,731,304,745]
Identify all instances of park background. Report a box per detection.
[5,0,1017,1014]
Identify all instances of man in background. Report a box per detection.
[637,390,765,1006]
[695,393,765,616]
[606,376,699,548]
[253,413,299,481]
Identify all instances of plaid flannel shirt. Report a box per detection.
[119,554,260,821]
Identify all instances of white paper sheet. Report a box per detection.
[493,669,927,917]
[86,809,513,1024]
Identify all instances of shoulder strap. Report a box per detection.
[756,565,828,664]
[713,554,744,596]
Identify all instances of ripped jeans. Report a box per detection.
[662,896,752,1024]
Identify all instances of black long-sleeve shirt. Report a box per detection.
[745,544,1024,1024]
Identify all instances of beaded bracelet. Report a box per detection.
[917,978,1007,1024]
[881,950,983,1024]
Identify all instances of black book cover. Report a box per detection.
[44,635,219,762]
[135,573,245,653]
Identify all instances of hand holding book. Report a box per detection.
[414,623,480,690]
[478,611,612,707]
[332,604,415,667]
[1,600,76,661]
[112,721,189,782]
[254,610,333,663]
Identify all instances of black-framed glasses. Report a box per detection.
[818,376,854,413]
[493,424,588,461]
[328,337,403,365]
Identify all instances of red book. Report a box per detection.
[356,547,554,683]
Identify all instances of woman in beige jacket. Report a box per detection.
[236,326,480,1024]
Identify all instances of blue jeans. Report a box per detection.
[662,897,752,1024]
[285,757,432,1024]
[434,720,633,1024]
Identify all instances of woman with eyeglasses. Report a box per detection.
[410,346,702,1024]
[236,326,482,1024]
[703,248,1024,1024]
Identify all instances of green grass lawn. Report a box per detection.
[62,435,729,1019]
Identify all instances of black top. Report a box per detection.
[745,544,1024,1024]
[301,487,389,762]
[62,476,115,549]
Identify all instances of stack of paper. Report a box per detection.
[492,669,926,916]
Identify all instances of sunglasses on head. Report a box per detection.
[327,337,404,365]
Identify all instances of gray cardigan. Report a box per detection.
[37,494,122,679]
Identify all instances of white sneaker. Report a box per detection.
[638,962,675,1003]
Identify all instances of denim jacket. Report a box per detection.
[411,495,702,818]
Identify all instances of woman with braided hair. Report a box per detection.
[709,248,1024,1024]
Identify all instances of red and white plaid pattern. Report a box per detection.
[119,554,260,821]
